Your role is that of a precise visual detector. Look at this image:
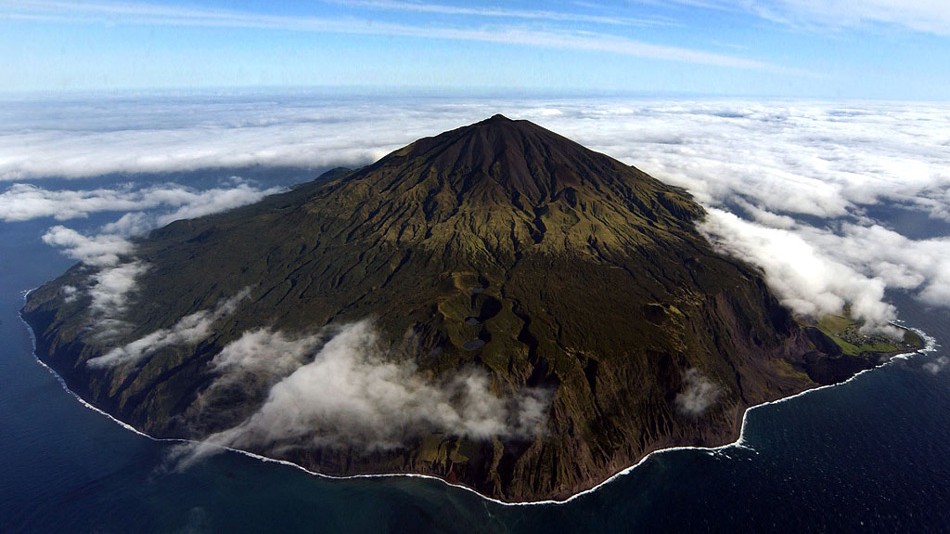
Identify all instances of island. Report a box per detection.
[21,115,923,502]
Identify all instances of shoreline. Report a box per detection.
[18,290,938,507]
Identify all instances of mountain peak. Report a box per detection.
[364,115,646,209]
[306,116,704,258]
[484,113,513,123]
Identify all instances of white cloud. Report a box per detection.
[0,97,426,180]
[61,284,78,303]
[923,356,949,374]
[9,95,950,335]
[699,209,898,328]
[41,225,134,267]
[533,101,950,326]
[701,203,950,330]
[39,224,146,338]
[802,224,950,308]
[537,102,950,223]
[184,328,325,419]
[209,328,321,378]
[1,181,284,226]
[100,212,154,237]
[86,260,149,338]
[23,175,287,342]
[87,288,251,368]
[675,368,721,416]
[153,183,282,225]
[747,0,950,36]
[0,183,137,221]
[175,321,549,465]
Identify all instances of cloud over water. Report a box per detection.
[13,94,943,325]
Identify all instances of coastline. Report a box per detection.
[18,289,937,507]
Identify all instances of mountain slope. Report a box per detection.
[24,115,873,501]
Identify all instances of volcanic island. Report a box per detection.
[22,115,923,502]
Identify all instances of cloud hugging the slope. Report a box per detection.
[699,209,899,328]
[87,288,252,369]
[15,174,285,340]
[84,260,150,339]
[173,321,551,467]
[38,220,150,339]
[41,225,135,267]
[675,368,721,417]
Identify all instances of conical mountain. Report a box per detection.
[24,116,879,501]
[304,113,703,258]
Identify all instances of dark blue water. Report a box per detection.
[2,176,949,532]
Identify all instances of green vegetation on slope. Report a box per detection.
[815,314,923,357]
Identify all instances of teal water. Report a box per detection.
[1,175,949,532]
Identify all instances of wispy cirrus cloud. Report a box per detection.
[646,0,950,35]
[0,0,788,72]
[14,0,949,38]
[745,0,950,36]
[335,0,675,28]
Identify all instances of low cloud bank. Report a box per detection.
[9,97,950,330]
[174,321,550,467]
[87,288,251,369]
[701,207,950,330]
[2,181,283,226]
[700,209,897,328]
[6,98,948,225]
[0,96,450,180]
[805,224,950,309]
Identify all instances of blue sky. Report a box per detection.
[2,0,950,98]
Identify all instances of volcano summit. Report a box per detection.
[22,115,917,502]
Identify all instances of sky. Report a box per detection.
[2,0,950,99]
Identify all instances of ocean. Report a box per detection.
[2,166,950,532]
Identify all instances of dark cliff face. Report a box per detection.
[23,116,831,502]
